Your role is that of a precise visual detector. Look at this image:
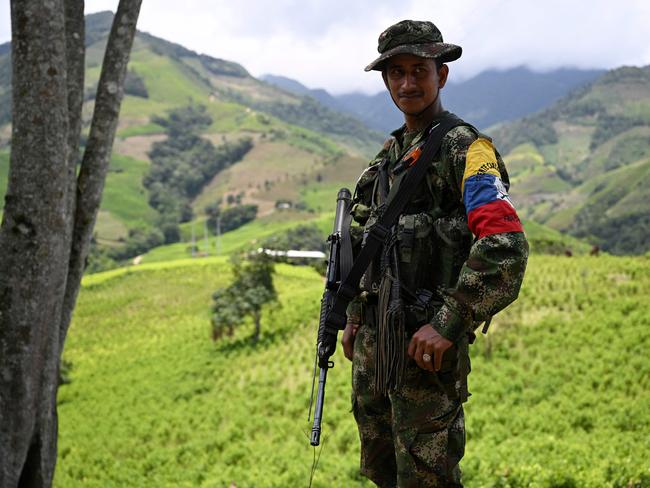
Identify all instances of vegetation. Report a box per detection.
[144,104,253,240]
[140,212,334,264]
[123,69,149,98]
[260,224,326,254]
[493,116,558,156]
[494,65,650,255]
[247,95,382,155]
[211,253,277,342]
[54,254,650,487]
[205,203,259,234]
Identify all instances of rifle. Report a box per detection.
[309,188,352,447]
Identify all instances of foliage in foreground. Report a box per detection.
[56,255,650,487]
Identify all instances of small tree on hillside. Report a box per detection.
[211,253,277,342]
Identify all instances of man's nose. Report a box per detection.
[401,73,417,90]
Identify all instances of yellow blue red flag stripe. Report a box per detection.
[462,138,523,238]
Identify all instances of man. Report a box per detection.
[341,20,528,487]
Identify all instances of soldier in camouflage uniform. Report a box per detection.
[340,20,529,487]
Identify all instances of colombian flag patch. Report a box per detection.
[462,138,523,238]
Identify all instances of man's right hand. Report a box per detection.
[341,321,359,361]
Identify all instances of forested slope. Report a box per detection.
[496,66,650,254]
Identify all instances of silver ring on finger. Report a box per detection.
[422,353,431,363]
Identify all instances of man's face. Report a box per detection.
[384,54,448,116]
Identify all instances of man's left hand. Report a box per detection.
[407,324,454,372]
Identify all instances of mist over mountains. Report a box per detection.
[263,67,605,133]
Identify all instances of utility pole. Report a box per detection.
[191,220,196,257]
[216,215,222,255]
[203,219,209,256]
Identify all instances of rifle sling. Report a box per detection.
[324,115,465,336]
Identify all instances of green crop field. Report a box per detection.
[101,154,157,227]
[54,254,650,487]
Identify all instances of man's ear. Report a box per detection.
[438,64,449,89]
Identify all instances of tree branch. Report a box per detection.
[59,0,143,350]
[61,0,86,264]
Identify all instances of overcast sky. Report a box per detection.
[2,0,650,94]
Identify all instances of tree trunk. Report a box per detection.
[0,1,141,486]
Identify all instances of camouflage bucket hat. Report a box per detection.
[365,20,462,72]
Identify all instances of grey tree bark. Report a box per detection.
[0,1,142,486]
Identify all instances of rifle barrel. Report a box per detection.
[310,367,328,446]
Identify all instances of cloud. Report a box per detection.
[2,0,649,94]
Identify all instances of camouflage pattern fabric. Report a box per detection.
[347,111,528,486]
[365,20,462,72]
[352,318,464,487]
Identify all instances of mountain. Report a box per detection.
[0,13,382,155]
[263,67,605,134]
[0,11,379,256]
[264,66,650,255]
[493,66,650,254]
[2,12,644,258]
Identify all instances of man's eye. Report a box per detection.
[389,69,403,78]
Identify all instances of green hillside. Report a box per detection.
[4,12,635,262]
[142,211,333,264]
[495,66,650,254]
[0,11,379,259]
[55,254,650,487]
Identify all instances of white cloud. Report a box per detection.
[1,0,649,94]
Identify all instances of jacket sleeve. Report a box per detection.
[430,126,529,342]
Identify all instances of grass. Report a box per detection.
[99,154,158,236]
[142,212,333,264]
[54,254,650,487]
[521,218,590,254]
[94,210,129,243]
[191,140,322,215]
[117,122,166,138]
[126,49,211,110]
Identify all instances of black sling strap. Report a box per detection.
[323,114,466,335]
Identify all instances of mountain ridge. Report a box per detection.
[262,66,606,134]
[2,12,648,258]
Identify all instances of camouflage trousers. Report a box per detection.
[351,321,465,488]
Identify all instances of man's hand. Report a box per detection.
[341,321,359,361]
[407,324,454,372]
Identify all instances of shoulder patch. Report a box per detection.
[462,138,499,193]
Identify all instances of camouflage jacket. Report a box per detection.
[348,112,529,342]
